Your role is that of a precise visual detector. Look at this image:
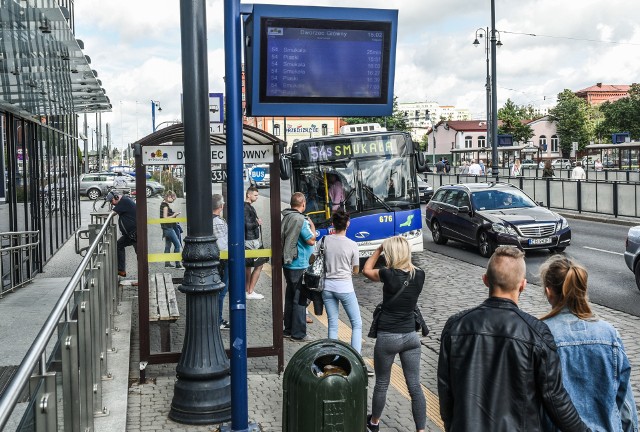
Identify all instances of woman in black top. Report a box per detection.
[362,236,426,432]
[542,160,555,178]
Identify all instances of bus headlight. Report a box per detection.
[401,229,422,240]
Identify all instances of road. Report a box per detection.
[274,179,640,317]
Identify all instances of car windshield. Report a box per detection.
[471,189,536,210]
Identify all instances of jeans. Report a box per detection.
[218,260,228,324]
[117,235,137,273]
[283,268,306,339]
[163,227,181,265]
[321,290,362,353]
[372,331,426,430]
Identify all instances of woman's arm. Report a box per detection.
[162,203,169,219]
[362,245,382,281]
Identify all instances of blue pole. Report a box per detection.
[224,0,249,430]
[151,100,156,132]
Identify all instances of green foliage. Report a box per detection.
[341,96,409,131]
[152,170,184,198]
[548,89,591,156]
[594,83,640,142]
[420,133,430,152]
[497,99,535,144]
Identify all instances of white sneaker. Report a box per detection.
[246,292,264,299]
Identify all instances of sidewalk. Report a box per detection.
[125,248,640,431]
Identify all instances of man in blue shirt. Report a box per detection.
[281,192,316,341]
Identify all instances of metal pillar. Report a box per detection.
[224,0,255,430]
[169,0,231,424]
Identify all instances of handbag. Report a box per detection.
[367,277,409,338]
[303,237,326,292]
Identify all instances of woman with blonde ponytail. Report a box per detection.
[540,255,638,431]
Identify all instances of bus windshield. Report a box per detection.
[290,132,420,224]
[287,131,423,256]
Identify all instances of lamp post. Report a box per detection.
[430,114,437,165]
[473,0,502,178]
[151,100,162,131]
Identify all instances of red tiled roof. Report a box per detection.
[575,84,630,94]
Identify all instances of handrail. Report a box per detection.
[0,231,40,296]
[0,213,116,429]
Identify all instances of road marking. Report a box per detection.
[308,306,444,431]
[583,246,624,256]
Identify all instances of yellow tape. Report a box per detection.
[147,249,272,262]
[148,217,187,224]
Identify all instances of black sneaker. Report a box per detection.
[367,415,379,432]
[165,263,175,268]
[219,320,230,330]
[175,263,183,269]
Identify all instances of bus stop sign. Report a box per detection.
[250,167,266,182]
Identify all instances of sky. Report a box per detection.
[74,0,640,152]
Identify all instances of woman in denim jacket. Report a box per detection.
[540,255,638,432]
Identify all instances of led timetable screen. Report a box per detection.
[260,18,390,103]
[244,6,397,116]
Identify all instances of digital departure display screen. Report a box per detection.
[261,19,389,102]
[244,5,397,116]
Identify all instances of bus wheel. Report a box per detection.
[280,157,291,180]
[431,220,448,245]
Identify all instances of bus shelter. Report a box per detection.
[132,123,286,372]
[585,142,640,169]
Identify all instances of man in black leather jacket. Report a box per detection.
[437,247,590,432]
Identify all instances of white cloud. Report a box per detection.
[73,0,640,148]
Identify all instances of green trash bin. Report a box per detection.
[283,339,367,432]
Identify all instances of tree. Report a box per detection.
[594,83,640,142]
[548,89,591,156]
[497,99,535,144]
[342,96,409,131]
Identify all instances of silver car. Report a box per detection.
[624,225,640,291]
[79,172,165,199]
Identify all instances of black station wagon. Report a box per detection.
[424,182,571,257]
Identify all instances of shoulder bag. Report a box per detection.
[367,276,409,338]
[303,237,326,292]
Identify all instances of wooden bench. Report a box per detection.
[149,273,180,352]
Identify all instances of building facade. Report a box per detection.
[575,83,631,105]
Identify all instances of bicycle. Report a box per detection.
[92,187,134,212]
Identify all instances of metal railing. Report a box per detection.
[424,171,640,219]
[0,214,119,431]
[0,231,40,298]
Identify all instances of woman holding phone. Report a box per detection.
[160,190,183,268]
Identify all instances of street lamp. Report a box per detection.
[151,100,162,131]
[473,0,502,177]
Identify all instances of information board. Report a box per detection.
[141,145,274,165]
[244,5,397,116]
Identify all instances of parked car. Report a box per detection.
[417,175,434,203]
[109,165,152,179]
[551,159,572,169]
[520,159,538,168]
[424,182,571,257]
[80,172,164,199]
[624,226,640,292]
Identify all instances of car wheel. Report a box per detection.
[635,261,640,293]
[549,247,566,253]
[87,188,101,200]
[477,230,494,258]
[431,220,448,245]
[146,186,153,198]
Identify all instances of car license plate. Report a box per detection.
[529,238,552,245]
[359,250,374,257]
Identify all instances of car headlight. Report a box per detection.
[492,223,518,236]
[557,217,569,231]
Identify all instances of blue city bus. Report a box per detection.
[284,130,427,257]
